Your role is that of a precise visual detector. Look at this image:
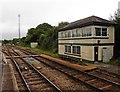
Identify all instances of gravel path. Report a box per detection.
[86,63,120,75]
[2,64,14,90]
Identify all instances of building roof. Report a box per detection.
[58,15,117,31]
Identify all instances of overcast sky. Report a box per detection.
[0,0,120,40]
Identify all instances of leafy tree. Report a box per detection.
[38,34,45,46]
[111,10,120,58]
[11,38,19,45]
[27,28,35,35]
[2,39,11,44]
[21,22,69,53]
[57,21,69,29]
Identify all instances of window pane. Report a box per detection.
[62,32,65,38]
[76,30,79,37]
[102,28,107,36]
[73,46,76,54]
[82,28,91,37]
[72,31,74,37]
[65,32,67,38]
[61,32,63,38]
[88,28,92,36]
[68,46,71,53]
[95,28,101,36]
[82,29,85,37]
[68,31,71,37]
[77,46,80,54]
[65,46,67,52]
[72,46,80,54]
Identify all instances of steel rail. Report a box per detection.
[10,46,111,91]
[85,68,120,85]
[35,57,104,92]
[8,45,120,91]
[87,68,120,77]
[8,46,62,92]
[4,46,31,92]
[15,47,109,91]
[38,55,120,86]
[11,46,120,82]
[7,45,102,91]
[35,56,120,91]
[16,46,120,91]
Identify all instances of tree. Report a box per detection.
[111,10,120,58]
[2,39,11,44]
[11,38,19,45]
[57,22,69,29]
[25,23,54,46]
[22,22,69,53]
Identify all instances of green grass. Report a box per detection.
[32,48,59,58]
[18,45,120,66]
[18,45,59,58]
[105,59,120,66]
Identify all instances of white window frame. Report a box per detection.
[82,27,92,37]
[72,45,81,55]
[65,45,71,53]
[95,27,108,37]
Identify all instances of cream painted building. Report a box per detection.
[58,16,116,62]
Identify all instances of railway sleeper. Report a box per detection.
[26,75,43,78]
[30,84,51,89]
[18,86,27,90]
[17,79,23,83]
[91,81,111,88]
[91,71,117,78]
[17,83,26,87]
[28,80,47,85]
[89,72,119,84]
[101,85,119,91]
[8,46,119,92]
[27,78,43,81]
[40,87,56,91]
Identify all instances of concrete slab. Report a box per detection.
[0,64,2,91]
[1,64,19,91]
[40,54,97,71]
[0,50,2,64]
[2,64,14,91]
[0,46,2,91]
[2,64,12,90]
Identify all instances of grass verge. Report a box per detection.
[18,45,59,58]
[105,59,120,66]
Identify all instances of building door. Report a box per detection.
[102,48,110,62]
[94,47,98,61]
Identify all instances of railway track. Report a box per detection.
[4,45,99,91]
[3,45,99,91]
[85,68,120,84]
[3,45,62,91]
[3,45,120,92]
[23,48,120,81]
[31,57,120,92]
[3,46,30,91]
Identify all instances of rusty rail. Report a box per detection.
[4,45,62,92]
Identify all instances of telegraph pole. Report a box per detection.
[18,14,21,43]
[118,1,120,18]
